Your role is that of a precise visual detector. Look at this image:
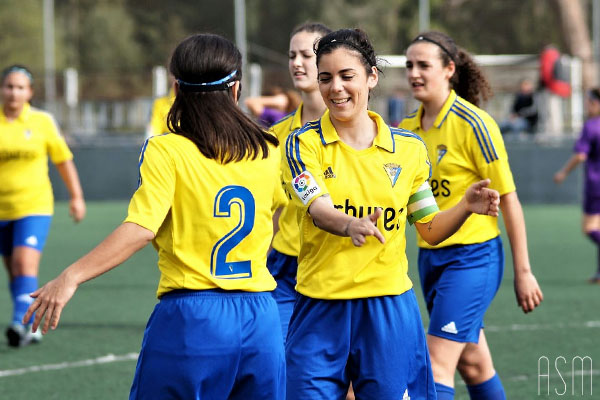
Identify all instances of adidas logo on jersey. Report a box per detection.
[402,389,410,400]
[441,321,458,334]
[323,166,336,179]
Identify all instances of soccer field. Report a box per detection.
[0,202,597,399]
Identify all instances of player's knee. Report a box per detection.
[457,354,486,384]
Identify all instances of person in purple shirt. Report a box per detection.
[554,88,600,283]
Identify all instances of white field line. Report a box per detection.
[0,352,139,378]
[485,320,600,332]
[0,321,598,379]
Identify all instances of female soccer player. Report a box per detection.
[399,31,544,400]
[554,88,600,284]
[24,34,286,399]
[283,28,501,400]
[268,22,331,340]
[0,65,86,347]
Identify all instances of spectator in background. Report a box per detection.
[499,78,538,136]
[245,86,301,127]
[538,45,571,138]
[554,88,600,284]
[0,64,86,347]
[387,87,407,126]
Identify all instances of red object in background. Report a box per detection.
[539,46,571,98]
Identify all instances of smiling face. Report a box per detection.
[289,31,321,93]
[317,47,378,124]
[1,71,33,115]
[405,42,455,105]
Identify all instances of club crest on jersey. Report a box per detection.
[293,170,321,205]
[24,130,32,140]
[383,163,402,187]
[437,144,447,164]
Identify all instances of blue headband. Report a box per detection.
[177,70,238,92]
[2,66,33,83]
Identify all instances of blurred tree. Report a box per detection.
[553,0,597,88]
[0,0,44,85]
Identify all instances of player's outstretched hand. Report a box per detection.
[464,179,500,217]
[70,197,86,223]
[514,270,544,313]
[22,272,78,334]
[347,208,385,247]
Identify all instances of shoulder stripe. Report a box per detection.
[405,108,418,119]
[391,128,432,179]
[137,133,169,187]
[454,100,499,161]
[286,122,318,178]
[271,110,295,128]
[450,106,495,164]
[437,96,457,128]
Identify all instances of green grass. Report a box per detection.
[0,203,598,399]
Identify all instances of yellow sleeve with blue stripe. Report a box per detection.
[283,123,330,208]
[405,131,439,225]
[125,138,175,234]
[454,99,516,196]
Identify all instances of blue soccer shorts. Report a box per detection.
[285,290,436,400]
[129,289,285,400]
[418,236,504,343]
[0,215,52,256]
[266,249,298,342]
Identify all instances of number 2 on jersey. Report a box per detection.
[211,185,256,279]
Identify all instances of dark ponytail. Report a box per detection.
[410,31,492,107]
[167,33,277,164]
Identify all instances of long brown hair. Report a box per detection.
[409,31,492,107]
[167,33,278,163]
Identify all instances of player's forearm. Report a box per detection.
[416,198,471,246]
[62,222,154,286]
[56,160,84,201]
[500,192,531,273]
[308,195,354,237]
[560,153,586,175]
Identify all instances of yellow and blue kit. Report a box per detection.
[0,103,73,220]
[267,103,308,341]
[126,133,286,399]
[282,110,437,399]
[283,110,439,300]
[400,90,515,343]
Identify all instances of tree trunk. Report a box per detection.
[553,0,597,88]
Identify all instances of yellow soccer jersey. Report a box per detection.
[270,103,305,256]
[0,103,73,220]
[399,90,516,249]
[282,110,439,300]
[125,133,286,298]
[147,89,175,137]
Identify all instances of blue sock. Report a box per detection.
[435,382,455,400]
[10,276,38,325]
[467,373,506,400]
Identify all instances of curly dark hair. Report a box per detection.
[409,31,492,107]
